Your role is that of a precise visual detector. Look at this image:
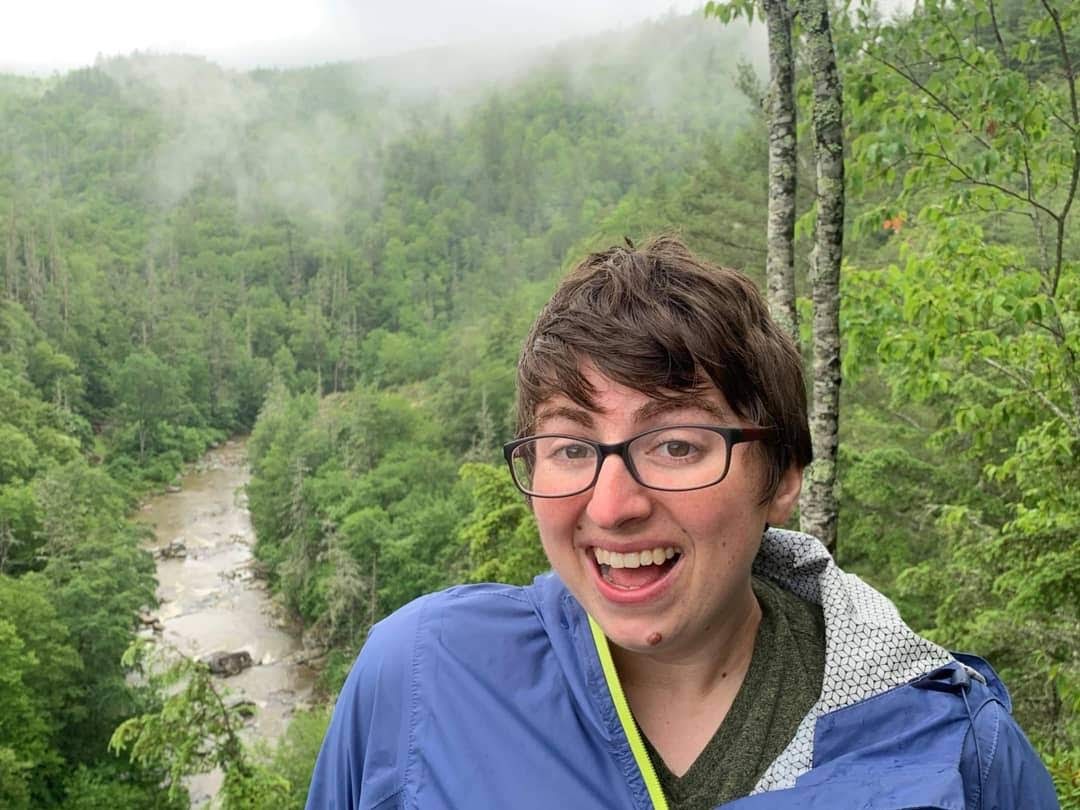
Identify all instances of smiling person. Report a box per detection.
[306,237,1057,809]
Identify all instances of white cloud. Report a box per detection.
[1,0,702,74]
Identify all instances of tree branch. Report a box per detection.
[1039,0,1079,298]
[1048,109,1078,135]
[1020,140,1054,274]
[713,236,768,255]
[1032,318,1067,343]
[908,142,1061,221]
[987,0,1011,67]
[940,13,985,75]
[981,356,1080,439]
[860,46,994,151]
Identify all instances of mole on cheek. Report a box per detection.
[646,632,663,646]
[576,524,583,531]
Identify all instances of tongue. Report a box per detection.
[606,562,668,589]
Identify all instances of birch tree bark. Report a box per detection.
[762,0,799,341]
[706,0,844,554]
[798,0,844,557]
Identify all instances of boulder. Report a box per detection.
[159,539,187,559]
[137,611,165,633]
[203,650,254,677]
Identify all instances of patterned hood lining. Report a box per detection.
[750,528,954,793]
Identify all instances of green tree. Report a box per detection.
[0,575,83,770]
[264,707,332,809]
[457,463,545,585]
[112,643,290,808]
[841,0,1079,792]
[113,351,187,462]
[0,620,50,810]
[60,764,188,810]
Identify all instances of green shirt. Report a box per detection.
[640,576,826,810]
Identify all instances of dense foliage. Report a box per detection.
[838,0,1080,794]
[0,2,1075,806]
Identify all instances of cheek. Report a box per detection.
[733,443,773,496]
[676,491,765,553]
[532,500,580,549]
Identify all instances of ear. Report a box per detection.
[766,464,803,526]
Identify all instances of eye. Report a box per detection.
[636,428,715,465]
[660,440,695,459]
[544,439,596,462]
[560,443,593,460]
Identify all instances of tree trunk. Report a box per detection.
[798,0,844,558]
[240,263,252,359]
[143,256,156,347]
[5,203,18,302]
[762,0,799,341]
[25,229,42,318]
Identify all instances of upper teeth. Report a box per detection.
[594,547,677,568]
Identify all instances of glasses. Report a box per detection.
[503,425,776,498]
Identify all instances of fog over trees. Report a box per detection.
[0,2,1076,806]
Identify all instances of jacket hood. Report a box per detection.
[751,528,955,791]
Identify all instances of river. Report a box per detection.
[138,439,317,804]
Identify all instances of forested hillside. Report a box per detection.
[0,2,1076,807]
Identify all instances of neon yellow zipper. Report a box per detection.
[588,615,670,810]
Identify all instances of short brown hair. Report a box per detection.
[515,236,812,500]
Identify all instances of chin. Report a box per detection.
[593,610,675,653]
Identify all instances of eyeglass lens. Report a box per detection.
[509,426,731,497]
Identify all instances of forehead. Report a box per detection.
[534,369,733,429]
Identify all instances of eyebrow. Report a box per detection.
[632,396,732,424]
[535,395,732,432]
[535,405,596,430]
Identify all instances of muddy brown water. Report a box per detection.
[137,440,317,804]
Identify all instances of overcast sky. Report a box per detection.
[2,0,714,75]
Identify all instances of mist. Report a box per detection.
[19,11,764,241]
[2,0,704,75]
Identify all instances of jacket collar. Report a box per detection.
[751,528,954,792]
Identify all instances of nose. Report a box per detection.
[585,454,652,529]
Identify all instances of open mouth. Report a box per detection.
[592,546,682,592]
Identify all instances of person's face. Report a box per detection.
[531,366,802,658]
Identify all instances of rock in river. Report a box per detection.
[159,539,188,559]
[203,650,254,677]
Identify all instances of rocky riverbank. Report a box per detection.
[137,440,317,804]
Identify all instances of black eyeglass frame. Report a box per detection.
[502,424,778,498]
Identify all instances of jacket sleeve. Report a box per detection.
[964,698,1060,810]
[305,601,424,810]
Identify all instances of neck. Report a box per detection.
[609,581,761,700]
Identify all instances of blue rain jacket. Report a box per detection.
[306,530,1058,809]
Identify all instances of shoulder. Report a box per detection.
[353,582,542,688]
[791,659,1058,810]
[955,655,1059,809]
[306,583,545,809]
